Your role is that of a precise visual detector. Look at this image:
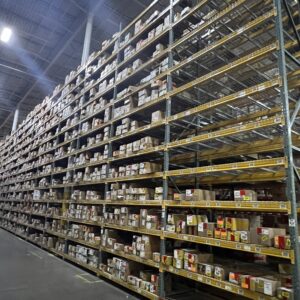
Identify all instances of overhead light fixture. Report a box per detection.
[1,27,12,43]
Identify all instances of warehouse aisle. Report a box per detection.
[0,229,137,300]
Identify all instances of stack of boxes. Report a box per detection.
[106,183,155,201]
[65,204,101,222]
[109,162,161,178]
[113,136,160,158]
[103,207,161,231]
[115,117,139,136]
[70,190,101,201]
[68,244,98,268]
[68,224,101,245]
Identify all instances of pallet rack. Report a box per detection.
[0,0,300,299]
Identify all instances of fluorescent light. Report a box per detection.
[1,27,12,43]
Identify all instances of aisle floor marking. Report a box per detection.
[75,273,103,283]
[28,251,42,259]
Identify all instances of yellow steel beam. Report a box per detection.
[167,157,286,177]
[166,10,276,78]
[168,78,280,123]
[170,138,285,164]
[163,265,278,300]
[163,231,293,261]
[171,170,285,185]
[168,43,278,97]
[170,0,247,51]
[164,200,290,212]
[167,115,283,150]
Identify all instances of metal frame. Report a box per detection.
[1,0,300,299]
[275,0,300,298]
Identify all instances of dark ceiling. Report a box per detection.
[0,0,150,138]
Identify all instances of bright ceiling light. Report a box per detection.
[1,27,12,43]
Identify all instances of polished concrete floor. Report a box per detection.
[0,228,137,300]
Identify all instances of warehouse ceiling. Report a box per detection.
[0,0,151,138]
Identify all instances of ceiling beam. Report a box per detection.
[0,1,105,134]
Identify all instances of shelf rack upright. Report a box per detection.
[275,0,300,298]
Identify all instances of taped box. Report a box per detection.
[234,189,257,201]
[185,189,216,201]
[250,276,280,296]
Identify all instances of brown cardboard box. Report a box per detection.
[173,258,183,269]
[225,217,249,231]
[184,251,213,264]
[186,215,197,226]
[277,287,293,300]
[176,220,186,234]
[229,271,239,285]
[234,189,257,201]
[239,231,252,244]
[220,228,228,240]
[214,228,221,239]
[161,255,173,265]
[151,110,164,123]
[153,252,160,262]
[214,265,229,281]
[227,231,240,242]
[240,275,254,289]
[183,260,197,272]
[198,263,214,277]
[173,193,184,201]
[168,214,185,225]
[275,235,291,250]
[198,222,215,237]
[251,277,280,296]
[257,228,286,247]
[174,249,184,260]
[185,189,215,201]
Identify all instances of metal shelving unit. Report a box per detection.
[0,0,300,299]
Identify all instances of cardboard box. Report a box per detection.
[275,235,291,250]
[214,228,221,239]
[161,255,173,265]
[257,228,286,247]
[185,189,215,201]
[174,249,184,260]
[153,252,160,262]
[199,263,214,277]
[234,189,257,201]
[198,222,215,237]
[184,260,197,272]
[186,215,197,226]
[225,217,249,231]
[173,258,183,269]
[173,193,185,201]
[277,287,293,300]
[167,214,185,225]
[151,110,164,123]
[227,231,240,242]
[214,265,229,281]
[251,277,280,296]
[220,228,228,240]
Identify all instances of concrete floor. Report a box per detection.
[0,228,138,300]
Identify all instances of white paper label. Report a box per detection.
[264,282,272,296]
[186,189,192,196]
[198,223,204,232]
[234,190,241,197]
[289,218,296,227]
